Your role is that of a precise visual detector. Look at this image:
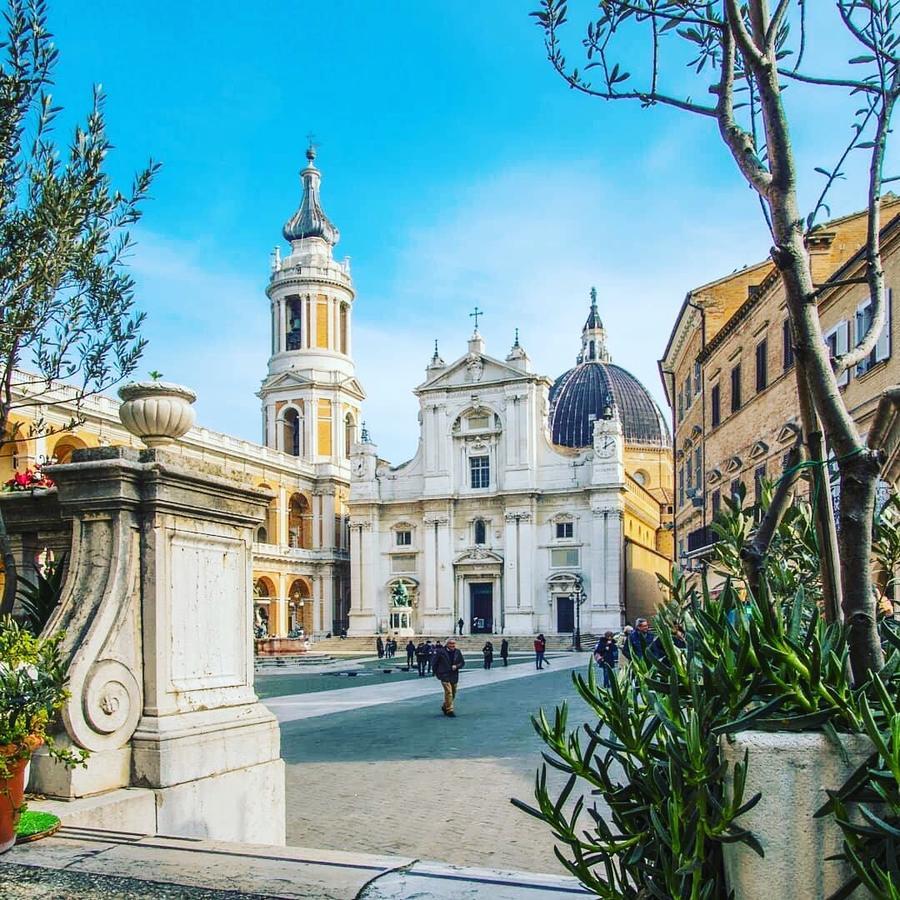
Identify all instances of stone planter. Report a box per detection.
[721,730,874,900]
[118,381,196,448]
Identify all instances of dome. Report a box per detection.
[283,147,340,246]
[549,361,670,448]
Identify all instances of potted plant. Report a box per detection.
[0,617,85,852]
[118,371,196,448]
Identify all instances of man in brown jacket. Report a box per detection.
[432,637,465,716]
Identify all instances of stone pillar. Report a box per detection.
[421,515,451,634]
[29,447,286,844]
[321,567,334,634]
[504,511,533,634]
[348,520,376,633]
[320,487,336,549]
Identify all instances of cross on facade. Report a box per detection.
[470,306,484,330]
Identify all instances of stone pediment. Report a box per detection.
[419,353,531,392]
[453,548,504,566]
[263,371,314,391]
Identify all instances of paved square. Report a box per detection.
[265,654,595,874]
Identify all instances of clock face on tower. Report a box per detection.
[353,458,366,478]
[596,435,616,458]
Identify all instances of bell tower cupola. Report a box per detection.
[258,143,364,471]
[579,286,610,364]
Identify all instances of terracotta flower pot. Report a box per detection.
[0,757,29,853]
[118,381,197,448]
[0,737,42,853]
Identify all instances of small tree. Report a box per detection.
[0,0,158,613]
[532,0,900,683]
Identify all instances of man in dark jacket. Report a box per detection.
[621,618,656,662]
[593,631,619,687]
[432,637,465,716]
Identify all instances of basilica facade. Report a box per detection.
[348,297,674,637]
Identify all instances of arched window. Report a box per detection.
[339,303,349,354]
[256,525,268,543]
[288,493,312,549]
[344,413,356,458]
[283,407,303,457]
[589,340,596,360]
[474,519,487,545]
[53,435,87,464]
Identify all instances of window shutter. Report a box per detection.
[877,288,892,362]
[837,321,850,387]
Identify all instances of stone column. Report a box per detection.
[348,520,376,633]
[28,447,285,844]
[504,511,533,634]
[321,567,334,634]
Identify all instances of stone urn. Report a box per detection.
[118,381,197,448]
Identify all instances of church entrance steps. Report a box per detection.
[3,827,591,899]
[312,634,597,653]
[254,653,335,669]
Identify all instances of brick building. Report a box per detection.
[659,199,900,569]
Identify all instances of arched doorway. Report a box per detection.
[257,483,279,545]
[0,426,25,485]
[52,434,87,464]
[288,493,312,549]
[287,577,312,635]
[253,577,277,637]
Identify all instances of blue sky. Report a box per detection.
[47,2,894,462]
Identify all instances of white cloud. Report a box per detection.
[128,230,268,442]
[355,160,771,461]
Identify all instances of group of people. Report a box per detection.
[480,639,512,669]
[591,617,686,686]
[375,636,398,659]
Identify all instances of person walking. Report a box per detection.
[389,638,398,659]
[406,639,416,668]
[482,640,494,670]
[500,638,509,667]
[425,639,434,674]
[376,636,384,659]
[415,641,428,676]
[534,633,547,670]
[457,616,465,636]
[621,618,656,663]
[593,631,619,688]
[433,637,465,716]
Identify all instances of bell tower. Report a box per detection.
[259,146,364,471]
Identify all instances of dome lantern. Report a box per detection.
[282,144,340,247]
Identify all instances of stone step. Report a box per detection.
[4,825,591,899]
[312,634,599,653]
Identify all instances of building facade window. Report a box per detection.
[467,413,491,430]
[678,464,685,507]
[855,288,891,376]
[824,321,851,387]
[731,364,742,413]
[731,478,743,502]
[711,489,721,519]
[474,519,487,545]
[783,318,794,370]
[694,446,702,489]
[754,465,766,506]
[396,530,411,546]
[686,455,693,491]
[556,521,574,539]
[550,547,580,568]
[694,360,702,396]
[711,384,721,428]
[469,455,490,489]
[756,339,768,392]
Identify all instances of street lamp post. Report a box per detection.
[569,589,586,651]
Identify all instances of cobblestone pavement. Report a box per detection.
[0,862,273,899]
[278,656,596,875]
